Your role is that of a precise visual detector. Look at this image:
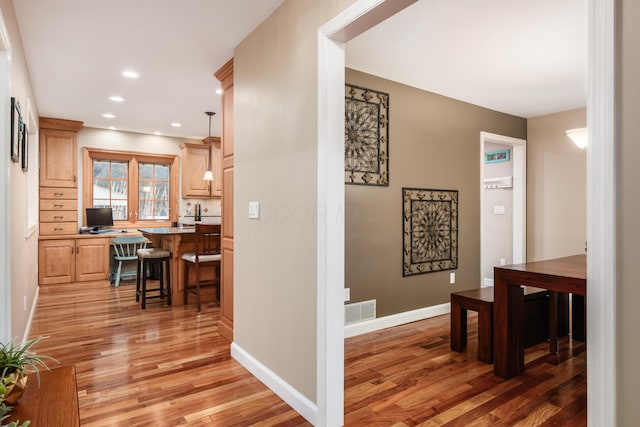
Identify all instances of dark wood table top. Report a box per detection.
[496,254,586,280]
[7,365,80,427]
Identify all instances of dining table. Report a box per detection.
[138,226,218,306]
[493,254,586,378]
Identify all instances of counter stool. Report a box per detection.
[182,223,221,313]
[136,248,171,309]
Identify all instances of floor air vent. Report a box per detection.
[344,300,376,325]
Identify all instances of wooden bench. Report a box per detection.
[450,286,564,363]
[7,365,80,426]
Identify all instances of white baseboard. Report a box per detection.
[231,342,317,425]
[482,278,494,288]
[21,286,39,345]
[344,302,450,338]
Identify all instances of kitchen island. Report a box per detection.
[138,226,219,307]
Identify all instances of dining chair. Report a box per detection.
[111,235,148,287]
[182,223,221,312]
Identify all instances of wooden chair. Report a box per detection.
[182,223,221,312]
[111,236,148,287]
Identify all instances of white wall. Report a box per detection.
[0,0,41,342]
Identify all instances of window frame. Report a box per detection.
[82,147,179,228]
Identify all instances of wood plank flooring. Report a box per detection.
[344,313,586,426]
[28,281,586,426]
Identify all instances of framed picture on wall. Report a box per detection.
[485,148,510,164]
[10,97,21,162]
[21,122,28,172]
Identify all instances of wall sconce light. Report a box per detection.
[203,111,216,181]
[565,127,588,149]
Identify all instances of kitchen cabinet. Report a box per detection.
[38,237,110,285]
[39,118,82,188]
[39,187,78,236]
[181,139,221,198]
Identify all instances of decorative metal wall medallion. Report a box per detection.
[345,84,389,186]
[402,188,458,276]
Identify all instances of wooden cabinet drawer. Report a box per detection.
[40,211,77,223]
[40,222,78,235]
[40,187,78,200]
[40,199,78,211]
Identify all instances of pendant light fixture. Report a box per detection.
[203,111,216,181]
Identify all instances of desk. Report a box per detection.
[138,227,218,305]
[493,254,586,378]
[7,365,80,426]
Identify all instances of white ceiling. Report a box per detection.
[13,0,285,139]
[347,0,587,118]
[13,0,586,141]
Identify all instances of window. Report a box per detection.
[138,162,170,220]
[83,148,178,226]
[93,160,128,220]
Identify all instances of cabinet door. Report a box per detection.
[39,240,75,285]
[75,238,110,282]
[40,129,77,188]
[212,141,222,197]
[181,145,211,198]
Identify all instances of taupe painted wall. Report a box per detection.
[1,0,41,342]
[345,68,526,317]
[526,108,586,261]
[233,0,356,402]
[618,0,640,423]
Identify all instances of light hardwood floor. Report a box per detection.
[29,281,586,426]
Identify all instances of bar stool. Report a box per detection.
[182,223,221,313]
[136,248,172,309]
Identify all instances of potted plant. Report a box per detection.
[0,337,56,406]
[1,377,30,426]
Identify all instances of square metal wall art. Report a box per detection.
[403,188,458,276]
[345,84,389,186]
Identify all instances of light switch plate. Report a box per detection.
[249,201,260,219]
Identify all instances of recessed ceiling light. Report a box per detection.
[109,95,124,102]
[154,131,162,136]
[170,122,182,127]
[102,113,116,119]
[215,88,223,95]
[122,70,139,79]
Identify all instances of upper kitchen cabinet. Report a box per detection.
[181,139,221,198]
[39,118,83,188]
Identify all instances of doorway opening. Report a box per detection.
[479,132,526,287]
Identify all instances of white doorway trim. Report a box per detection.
[586,0,616,424]
[317,1,417,424]
[318,0,615,425]
[479,132,526,287]
[0,9,11,344]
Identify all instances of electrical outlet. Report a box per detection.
[344,288,350,302]
[450,272,456,284]
[500,258,506,266]
[23,296,27,311]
